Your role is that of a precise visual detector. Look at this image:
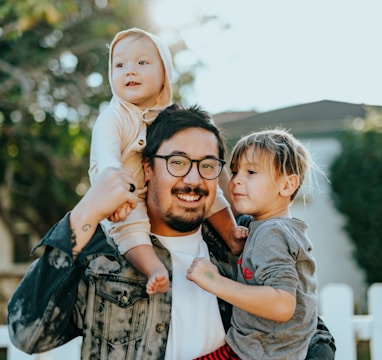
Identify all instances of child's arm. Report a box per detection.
[187,257,296,322]
[91,109,125,174]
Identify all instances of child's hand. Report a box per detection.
[230,225,249,255]
[186,257,220,293]
[107,202,134,222]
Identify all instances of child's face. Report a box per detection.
[228,148,288,219]
[111,36,165,109]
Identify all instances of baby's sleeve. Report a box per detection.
[206,185,230,217]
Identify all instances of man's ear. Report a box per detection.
[280,174,299,197]
[143,159,151,182]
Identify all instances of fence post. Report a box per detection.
[320,283,356,360]
[369,283,382,360]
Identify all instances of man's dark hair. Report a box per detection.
[143,104,226,164]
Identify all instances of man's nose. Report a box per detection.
[183,163,203,185]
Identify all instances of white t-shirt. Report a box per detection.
[155,228,226,360]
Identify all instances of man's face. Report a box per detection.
[144,127,219,236]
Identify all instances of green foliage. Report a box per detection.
[0,0,197,259]
[329,111,382,284]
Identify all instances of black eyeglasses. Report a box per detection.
[154,154,226,180]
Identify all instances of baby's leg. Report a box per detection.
[124,245,169,294]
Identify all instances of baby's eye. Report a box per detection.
[115,63,123,68]
[138,60,149,65]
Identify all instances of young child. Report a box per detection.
[187,128,321,359]
[89,28,244,295]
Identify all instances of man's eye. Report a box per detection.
[201,162,216,170]
[170,159,186,166]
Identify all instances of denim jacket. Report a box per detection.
[7,213,335,359]
[7,213,236,359]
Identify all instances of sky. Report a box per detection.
[148,0,382,114]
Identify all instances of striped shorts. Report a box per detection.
[194,344,241,360]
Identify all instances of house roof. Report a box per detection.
[212,110,257,124]
[213,100,382,140]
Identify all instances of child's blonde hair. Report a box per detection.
[230,128,318,201]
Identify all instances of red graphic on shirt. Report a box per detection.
[238,257,254,280]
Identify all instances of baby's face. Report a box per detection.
[111,35,165,109]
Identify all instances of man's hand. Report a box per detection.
[70,167,138,254]
[106,175,137,222]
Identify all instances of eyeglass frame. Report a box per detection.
[153,154,226,180]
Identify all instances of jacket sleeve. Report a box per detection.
[305,316,336,360]
[7,213,119,354]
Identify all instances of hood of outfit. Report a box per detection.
[108,27,173,123]
[88,28,174,183]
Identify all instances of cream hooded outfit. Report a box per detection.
[89,28,229,255]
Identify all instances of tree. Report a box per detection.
[0,0,197,261]
[329,108,382,284]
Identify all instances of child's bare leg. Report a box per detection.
[124,245,169,295]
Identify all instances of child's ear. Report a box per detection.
[280,174,299,197]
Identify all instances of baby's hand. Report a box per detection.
[107,202,134,222]
[230,225,249,255]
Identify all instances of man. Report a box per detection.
[8,104,335,359]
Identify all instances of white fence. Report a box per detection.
[320,282,382,360]
[1,283,382,360]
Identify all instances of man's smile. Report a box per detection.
[172,187,208,203]
[176,193,201,202]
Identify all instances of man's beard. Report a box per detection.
[164,208,205,232]
[165,186,209,232]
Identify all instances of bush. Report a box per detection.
[329,118,382,284]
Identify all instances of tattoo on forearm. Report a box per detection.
[71,230,77,248]
[70,223,92,259]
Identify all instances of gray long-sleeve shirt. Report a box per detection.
[227,217,318,360]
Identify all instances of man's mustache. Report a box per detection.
[172,186,209,196]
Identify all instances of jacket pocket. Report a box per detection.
[92,275,149,345]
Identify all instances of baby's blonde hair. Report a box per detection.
[230,128,317,201]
